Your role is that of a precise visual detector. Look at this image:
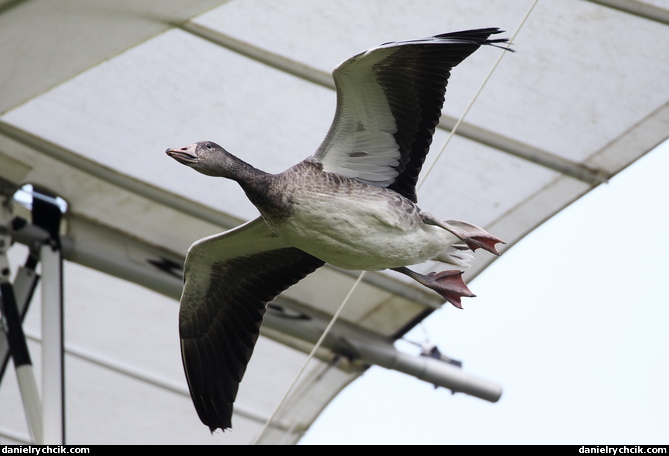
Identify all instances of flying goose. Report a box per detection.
[166,28,509,432]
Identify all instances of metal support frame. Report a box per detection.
[0,245,39,383]
[0,197,43,443]
[0,188,65,444]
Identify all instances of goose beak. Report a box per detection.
[166,145,197,165]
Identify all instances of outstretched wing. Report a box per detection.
[179,217,325,431]
[310,28,509,203]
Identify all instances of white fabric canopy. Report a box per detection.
[0,0,667,445]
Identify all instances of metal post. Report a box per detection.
[354,340,502,402]
[30,186,66,445]
[40,241,64,444]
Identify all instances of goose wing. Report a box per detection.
[179,217,324,431]
[310,28,508,203]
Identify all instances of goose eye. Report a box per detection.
[205,143,212,149]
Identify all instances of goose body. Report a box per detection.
[167,28,509,432]
[256,161,463,271]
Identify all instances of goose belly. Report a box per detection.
[269,193,443,271]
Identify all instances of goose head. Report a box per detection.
[166,141,242,178]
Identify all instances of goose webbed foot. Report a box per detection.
[392,267,475,309]
[421,213,505,255]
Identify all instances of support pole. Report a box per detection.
[40,241,64,444]
[31,186,66,445]
[354,340,502,402]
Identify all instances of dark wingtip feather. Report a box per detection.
[435,27,514,52]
